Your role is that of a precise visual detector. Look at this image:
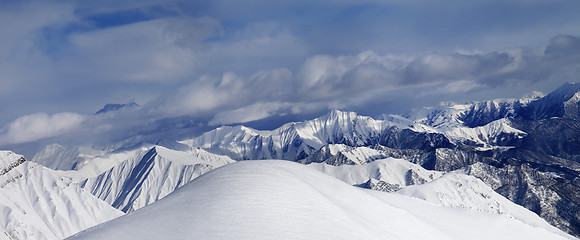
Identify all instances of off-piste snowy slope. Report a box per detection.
[70,160,574,240]
[77,146,235,212]
[396,172,566,233]
[0,151,123,240]
[307,157,444,191]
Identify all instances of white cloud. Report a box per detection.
[154,68,293,117]
[209,102,293,125]
[297,52,405,98]
[65,16,220,82]
[0,37,577,146]
[0,1,77,96]
[207,21,309,73]
[0,1,77,58]
[148,38,580,126]
[436,80,483,94]
[0,113,87,145]
[1,0,579,147]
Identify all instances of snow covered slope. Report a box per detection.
[31,143,108,171]
[70,160,574,240]
[180,110,453,161]
[180,110,386,160]
[308,157,443,191]
[0,151,122,240]
[411,118,526,147]
[301,144,390,165]
[56,147,153,182]
[308,156,567,237]
[78,146,234,212]
[519,82,580,120]
[180,108,528,164]
[397,172,563,233]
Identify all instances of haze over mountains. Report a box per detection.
[0,82,578,239]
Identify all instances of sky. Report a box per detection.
[1,0,580,147]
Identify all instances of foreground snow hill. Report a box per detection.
[70,160,574,240]
[0,151,122,240]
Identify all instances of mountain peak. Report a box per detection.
[518,82,580,120]
[547,82,580,101]
[318,110,369,126]
[95,101,139,115]
[520,91,546,103]
[326,109,357,118]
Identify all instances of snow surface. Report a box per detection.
[411,118,526,147]
[179,110,395,160]
[325,144,386,164]
[31,143,108,171]
[180,109,526,162]
[396,172,568,237]
[57,147,151,181]
[0,151,123,240]
[70,160,574,240]
[308,157,443,190]
[79,146,235,212]
[303,144,393,165]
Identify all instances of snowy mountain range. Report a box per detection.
[1,82,579,239]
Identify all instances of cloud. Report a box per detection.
[403,52,514,83]
[0,113,87,145]
[478,35,580,88]
[150,35,580,128]
[206,21,309,74]
[0,1,77,99]
[2,34,580,146]
[297,52,408,99]
[209,102,294,125]
[295,50,515,101]
[64,16,221,82]
[0,5,222,124]
[152,68,293,117]
[544,35,580,58]
[1,0,580,147]
[0,1,77,58]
